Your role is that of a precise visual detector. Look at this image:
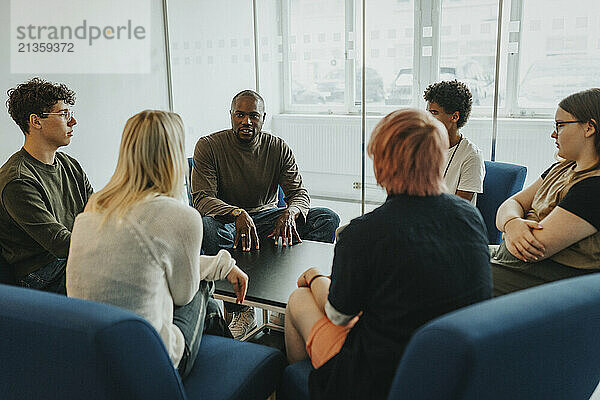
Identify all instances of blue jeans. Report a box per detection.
[202,207,340,312]
[18,258,67,295]
[173,281,231,379]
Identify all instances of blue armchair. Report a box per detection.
[187,157,286,208]
[476,160,527,244]
[0,283,286,400]
[281,273,600,400]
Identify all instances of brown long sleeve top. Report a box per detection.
[191,129,310,220]
[0,148,93,279]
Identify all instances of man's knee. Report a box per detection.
[201,216,220,242]
[309,207,340,227]
[303,208,340,243]
[201,216,233,255]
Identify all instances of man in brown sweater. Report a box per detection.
[0,78,93,293]
[192,90,339,338]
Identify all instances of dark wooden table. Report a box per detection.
[214,240,335,313]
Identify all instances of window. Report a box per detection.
[440,0,498,107]
[517,0,600,111]
[283,0,600,118]
[285,0,414,113]
[165,0,600,221]
[286,0,346,110]
[363,0,415,108]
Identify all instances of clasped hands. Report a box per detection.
[503,217,545,262]
[233,208,301,252]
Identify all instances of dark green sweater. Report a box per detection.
[0,148,93,279]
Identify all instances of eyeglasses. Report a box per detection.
[231,111,262,121]
[41,110,74,122]
[554,120,583,132]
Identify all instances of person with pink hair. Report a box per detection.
[284,109,491,400]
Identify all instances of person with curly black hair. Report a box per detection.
[0,77,93,293]
[424,80,485,205]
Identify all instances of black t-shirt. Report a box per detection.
[309,193,491,400]
[541,163,600,230]
[559,177,600,230]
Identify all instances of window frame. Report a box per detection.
[281,0,567,119]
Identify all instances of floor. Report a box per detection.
[249,328,286,355]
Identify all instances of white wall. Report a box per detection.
[0,0,169,190]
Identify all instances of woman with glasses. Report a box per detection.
[66,110,248,379]
[284,109,491,400]
[492,88,600,296]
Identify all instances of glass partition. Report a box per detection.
[167,0,256,156]
[162,0,600,215]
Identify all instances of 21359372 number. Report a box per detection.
[17,42,74,52]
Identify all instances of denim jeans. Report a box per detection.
[202,207,340,313]
[173,281,232,380]
[18,258,67,295]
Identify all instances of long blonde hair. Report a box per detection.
[86,110,186,221]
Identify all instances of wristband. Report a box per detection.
[502,216,520,232]
[308,274,328,288]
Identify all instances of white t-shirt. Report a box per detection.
[443,136,485,205]
[66,195,235,368]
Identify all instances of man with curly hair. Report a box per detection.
[0,78,93,293]
[424,80,485,205]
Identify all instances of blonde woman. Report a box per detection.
[66,110,248,379]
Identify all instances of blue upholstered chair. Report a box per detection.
[187,157,286,208]
[476,160,527,244]
[277,186,287,208]
[0,283,286,400]
[280,273,600,400]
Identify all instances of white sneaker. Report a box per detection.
[228,307,257,340]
